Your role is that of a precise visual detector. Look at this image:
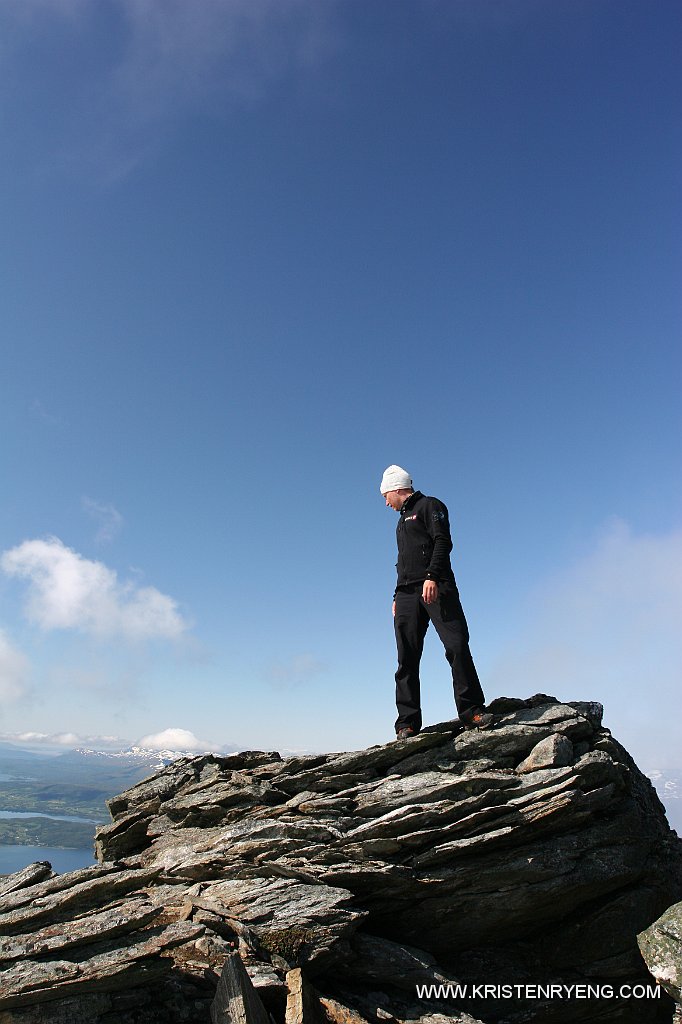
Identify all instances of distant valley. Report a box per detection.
[0,743,198,856]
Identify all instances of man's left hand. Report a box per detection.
[422,580,438,604]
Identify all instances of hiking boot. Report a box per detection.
[395,725,418,740]
[460,707,494,730]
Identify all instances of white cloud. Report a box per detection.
[0,730,127,749]
[488,520,682,767]
[266,652,327,689]
[19,731,78,745]
[82,497,124,544]
[115,0,334,108]
[0,630,30,703]
[1,537,188,641]
[0,0,338,181]
[137,727,208,752]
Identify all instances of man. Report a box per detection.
[380,464,493,739]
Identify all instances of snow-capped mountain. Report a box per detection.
[72,743,312,767]
[73,746,219,770]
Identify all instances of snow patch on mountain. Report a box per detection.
[74,746,217,769]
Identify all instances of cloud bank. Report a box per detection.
[2,537,188,641]
[0,730,127,749]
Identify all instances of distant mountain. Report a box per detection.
[0,741,54,763]
[67,746,214,770]
[0,745,196,824]
[0,742,246,823]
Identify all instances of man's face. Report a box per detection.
[384,489,406,511]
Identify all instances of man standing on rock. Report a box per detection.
[381,465,493,740]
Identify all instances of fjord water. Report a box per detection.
[0,845,95,874]
[0,745,164,879]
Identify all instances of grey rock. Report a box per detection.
[0,898,161,963]
[191,875,365,973]
[318,995,373,1024]
[0,921,204,1009]
[0,863,53,898]
[487,696,529,713]
[275,771,379,796]
[93,808,153,860]
[567,700,604,729]
[327,986,487,1024]
[106,757,201,817]
[351,769,518,818]
[284,967,326,1024]
[450,703,594,765]
[211,952,271,1024]
[0,864,120,914]
[337,934,461,991]
[516,733,574,773]
[243,958,288,996]
[3,694,680,1024]
[0,866,161,935]
[0,993,115,1024]
[272,734,451,798]
[297,796,356,816]
[638,900,682,1003]
[160,775,285,826]
[107,752,282,818]
[141,818,344,880]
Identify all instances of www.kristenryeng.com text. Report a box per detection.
[415,982,662,1001]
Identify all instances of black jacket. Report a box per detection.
[394,491,457,591]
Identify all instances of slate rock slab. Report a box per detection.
[2,695,681,1024]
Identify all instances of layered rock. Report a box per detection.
[1,695,680,1024]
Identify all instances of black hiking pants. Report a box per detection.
[393,582,485,733]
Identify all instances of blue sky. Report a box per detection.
[0,0,680,769]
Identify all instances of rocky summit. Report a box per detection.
[1,695,680,1024]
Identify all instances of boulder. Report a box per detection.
[516,733,574,773]
[638,900,682,1005]
[1,695,679,1024]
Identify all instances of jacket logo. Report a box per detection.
[432,512,445,521]
[404,515,418,521]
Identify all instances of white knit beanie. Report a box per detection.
[380,465,412,494]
